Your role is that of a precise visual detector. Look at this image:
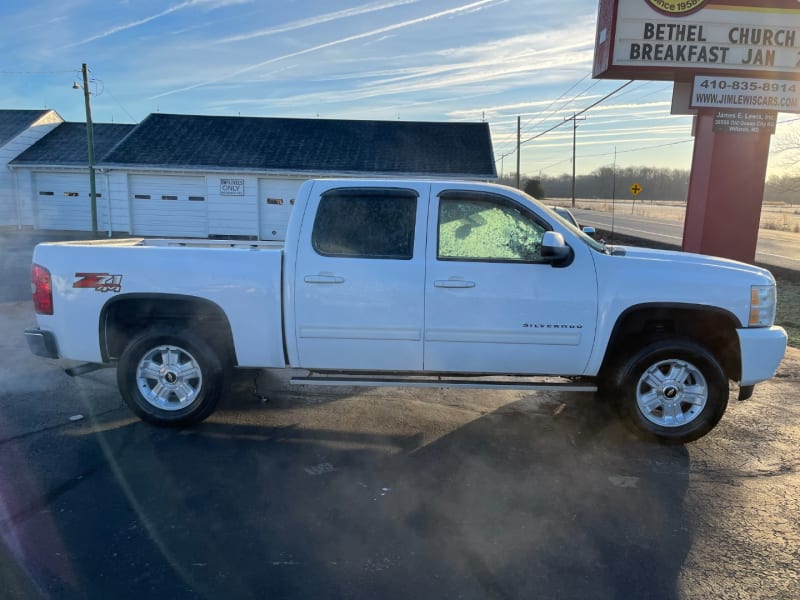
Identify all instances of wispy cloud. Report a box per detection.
[447,95,605,120]
[213,0,422,44]
[64,0,250,48]
[249,19,597,114]
[149,0,508,100]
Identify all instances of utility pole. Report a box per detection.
[516,116,521,190]
[80,63,98,236]
[566,112,585,207]
[611,146,617,244]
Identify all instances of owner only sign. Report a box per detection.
[220,178,245,196]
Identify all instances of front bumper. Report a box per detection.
[25,328,59,359]
[737,326,787,386]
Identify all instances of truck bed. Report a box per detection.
[48,237,286,250]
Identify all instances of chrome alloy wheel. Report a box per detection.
[635,358,708,427]
[136,344,203,411]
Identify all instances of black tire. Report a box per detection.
[117,328,225,426]
[607,338,729,444]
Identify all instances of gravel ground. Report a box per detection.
[677,346,800,599]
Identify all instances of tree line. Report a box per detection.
[498,167,799,204]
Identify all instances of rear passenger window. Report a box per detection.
[312,188,417,259]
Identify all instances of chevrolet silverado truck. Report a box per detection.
[25,179,787,443]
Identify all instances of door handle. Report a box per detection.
[304,275,345,284]
[434,280,476,288]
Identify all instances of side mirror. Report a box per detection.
[582,226,596,238]
[540,231,571,266]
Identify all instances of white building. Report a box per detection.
[0,110,63,227]
[8,112,497,239]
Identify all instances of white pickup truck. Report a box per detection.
[25,179,787,443]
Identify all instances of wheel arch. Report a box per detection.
[100,293,237,365]
[600,303,742,381]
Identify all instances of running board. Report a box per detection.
[290,376,597,392]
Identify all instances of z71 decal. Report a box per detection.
[73,273,123,293]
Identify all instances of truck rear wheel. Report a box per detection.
[117,328,225,426]
[610,338,729,444]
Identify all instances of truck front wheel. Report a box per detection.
[610,339,729,444]
[117,329,225,426]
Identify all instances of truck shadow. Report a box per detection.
[9,388,690,599]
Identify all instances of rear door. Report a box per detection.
[423,184,598,375]
[293,183,429,370]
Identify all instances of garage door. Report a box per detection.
[130,175,208,237]
[34,173,94,230]
[258,179,302,240]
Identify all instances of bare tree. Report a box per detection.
[766,122,800,200]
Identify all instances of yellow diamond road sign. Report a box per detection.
[630,183,642,197]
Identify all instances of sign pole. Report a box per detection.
[592,0,798,263]
[682,108,773,262]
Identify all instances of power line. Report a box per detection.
[497,77,600,157]
[494,80,635,164]
[519,80,634,146]
[104,88,138,123]
[536,139,694,177]
[538,156,573,172]
[0,69,77,74]
[575,138,693,160]
[495,73,592,158]
[519,73,589,131]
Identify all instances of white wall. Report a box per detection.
[258,178,304,240]
[207,175,259,237]
[102,170,131,233]
[0,110,63,226]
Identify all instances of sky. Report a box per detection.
[1,0,797,179]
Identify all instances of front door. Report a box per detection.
[423,184,598,375]
[293,184,429,371]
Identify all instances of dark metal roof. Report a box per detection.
[11,123,136,166]
[100,113,496,178]
[0,109,52,147]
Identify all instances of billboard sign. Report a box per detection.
[594,0,800,81]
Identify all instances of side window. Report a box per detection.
[438,193,547,262]
[312,188,418,259]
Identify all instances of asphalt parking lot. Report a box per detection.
[1,229,799,599]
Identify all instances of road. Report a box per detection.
[572,208,800,271]
[1,230,799,599]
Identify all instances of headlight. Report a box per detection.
[749,285,776,327]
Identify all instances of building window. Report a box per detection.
[38,191,54,196]
[134,194,151,200]
[188,196,205,202]
[162,195,178,201]
[267,198,284,205]
[64,192,79,197]
[312,188,417,260]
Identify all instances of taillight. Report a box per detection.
[31,264,53,315]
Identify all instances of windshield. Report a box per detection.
[521,191,608,254]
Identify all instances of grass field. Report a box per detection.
[773,271,800,348]
[567,198,800,234]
